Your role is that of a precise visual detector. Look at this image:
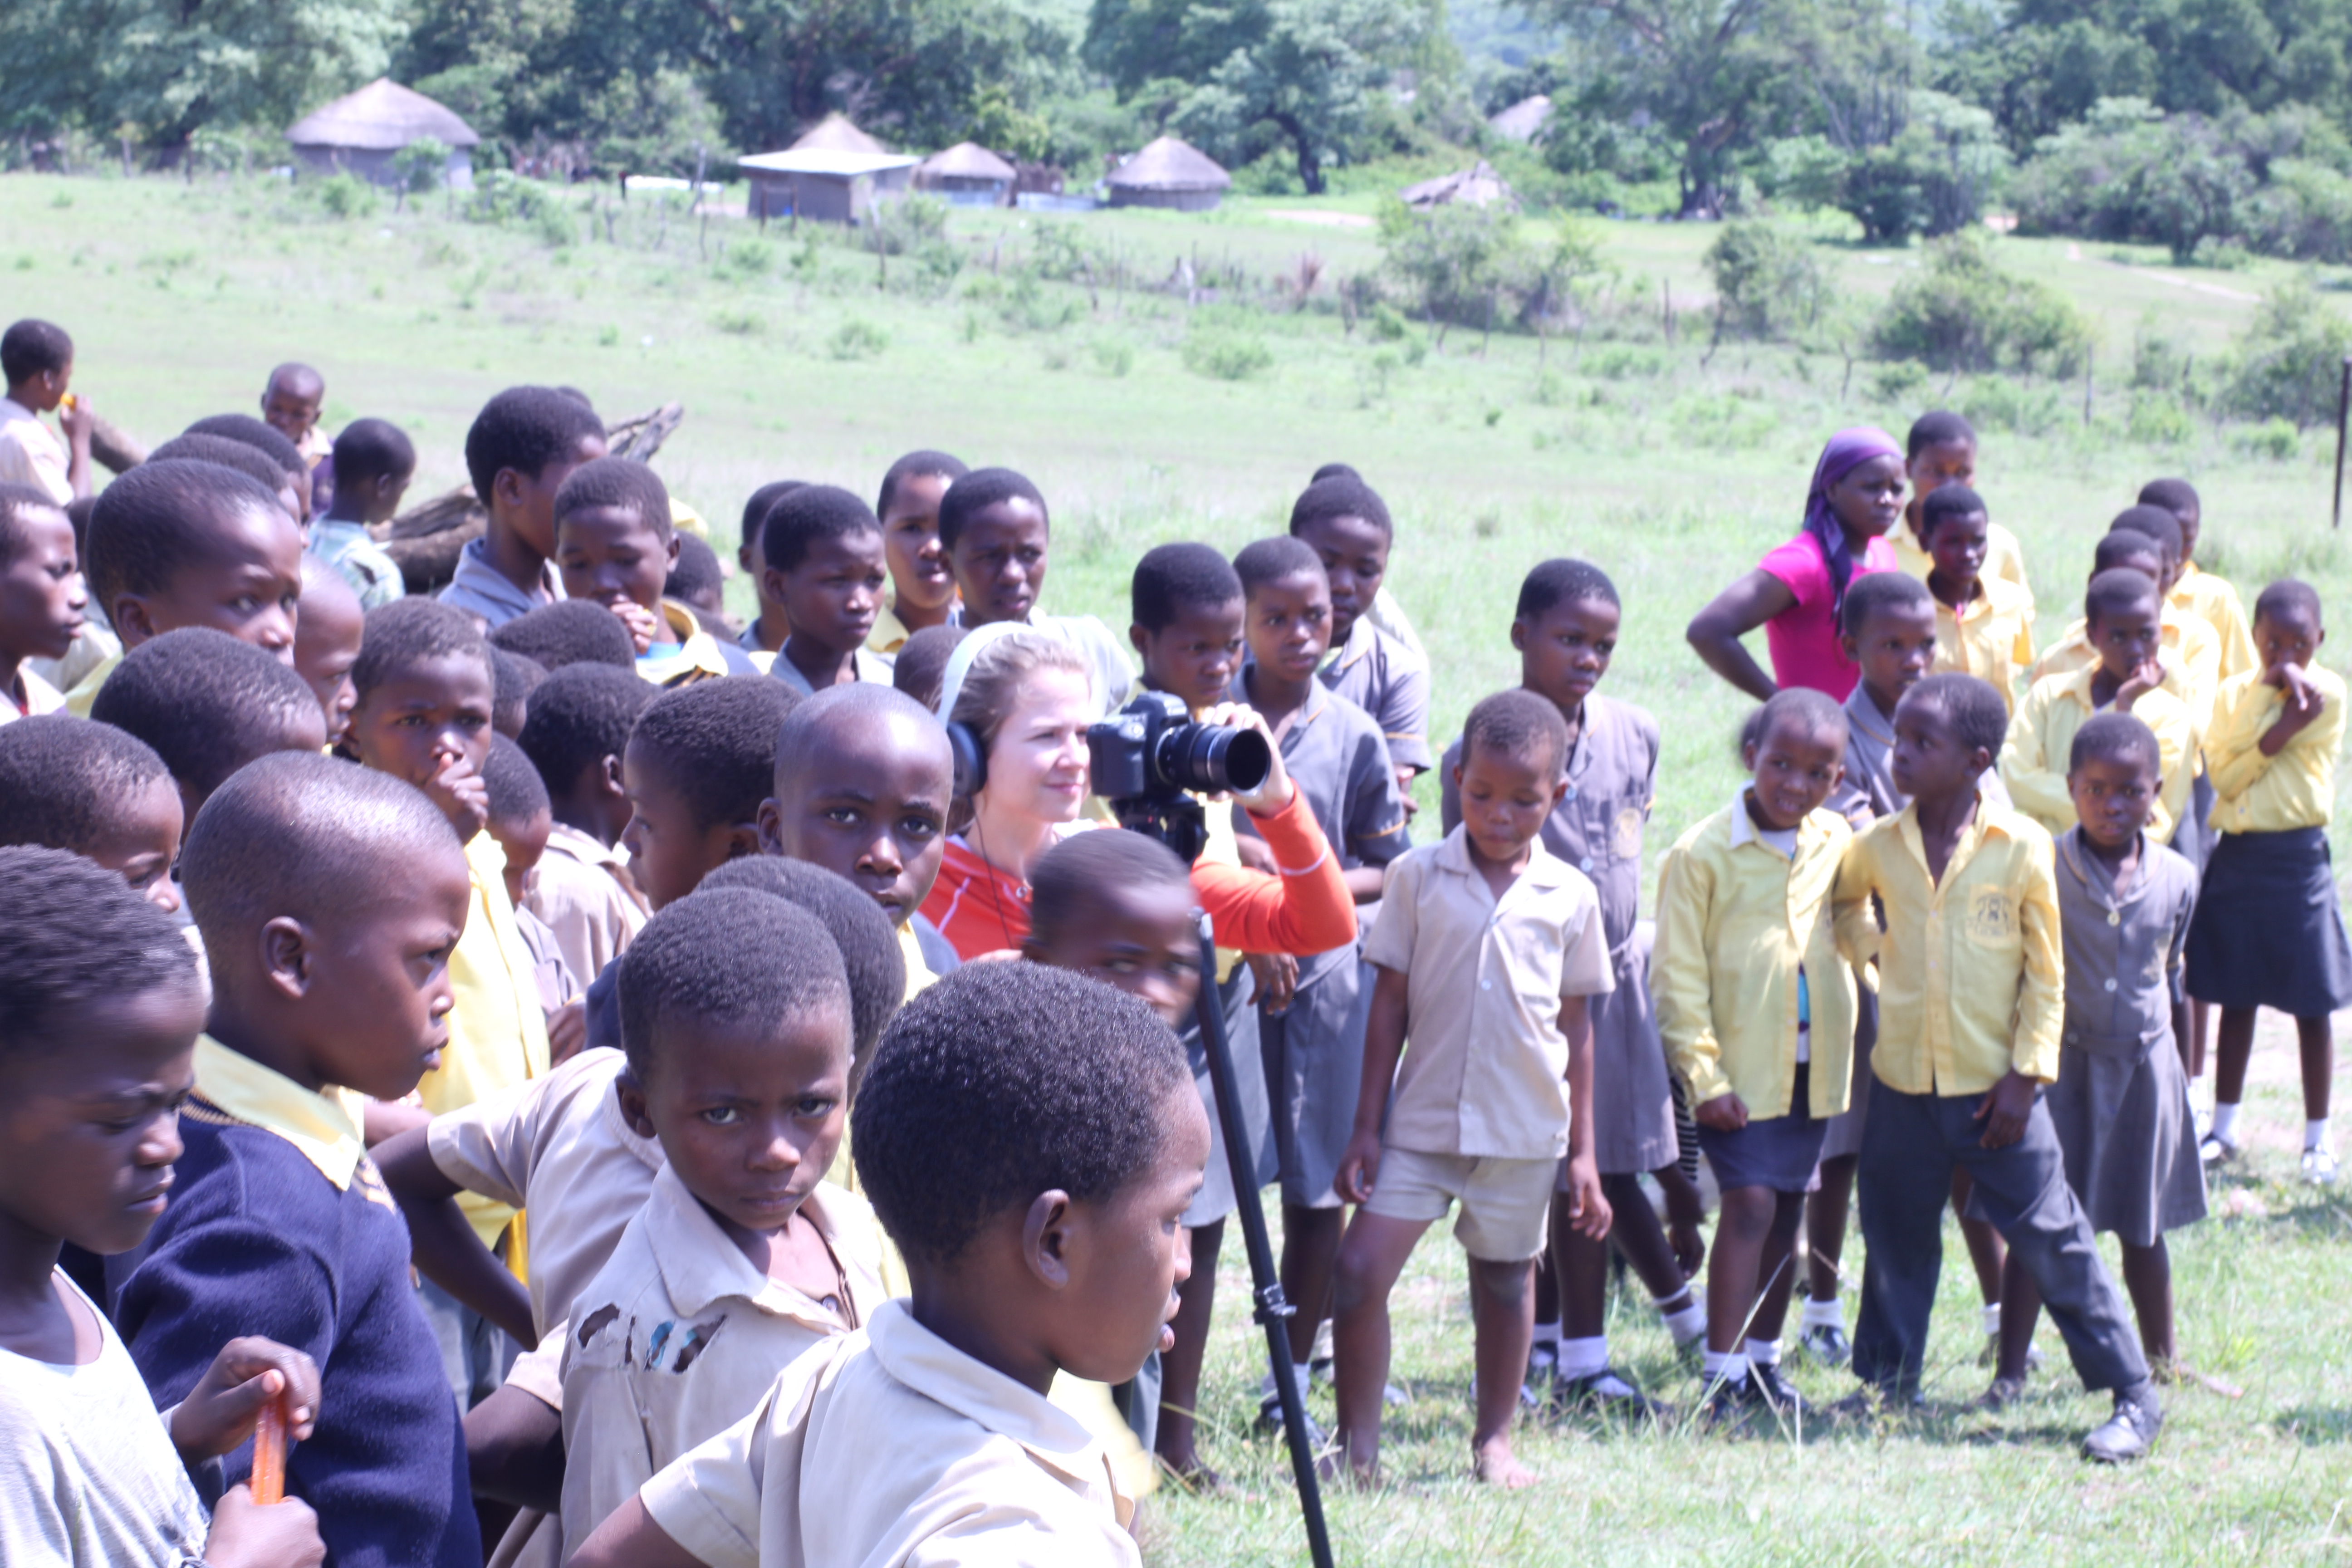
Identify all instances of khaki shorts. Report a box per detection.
[1359,1146,1556,1262]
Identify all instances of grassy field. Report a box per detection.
[7,169,2349,1564]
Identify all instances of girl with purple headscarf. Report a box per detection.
[1687,426,1909,701]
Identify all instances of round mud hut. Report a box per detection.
[286,79,478,189]
[1106,136,1230,211]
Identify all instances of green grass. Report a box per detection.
[10,169,2352,1561]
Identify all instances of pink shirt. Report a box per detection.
[1757,531,1898,699]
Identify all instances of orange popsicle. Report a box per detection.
[251,1392,287,1504]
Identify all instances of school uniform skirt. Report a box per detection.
[2043,1033,2206,1249]
[1583,923,1677,1178]
[1261,954,1372,1208]
[1182,961,1277,1229]
[1696,1062,1828,1195]
[2185,827,2352,1017]
[1814,983,1877,1163]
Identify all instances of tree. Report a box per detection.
[1767,89,2010,242]
[1086,0,1427,194]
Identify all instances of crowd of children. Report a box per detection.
[0,304,2344,1563]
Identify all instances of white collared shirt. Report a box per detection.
[0,397,70,504]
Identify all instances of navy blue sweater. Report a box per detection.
[117,1098,479,1568]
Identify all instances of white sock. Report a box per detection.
[1557,1334,1609,1381]
[1744,1337,1781,1368]
[1532,1318,1562,1351]
[2212,1102,2241,1143]
[2308,1118,2332,1152]
[1801,1296,1846,1332]
[1980,1303,2002,1337]
[1702,1350,1749,1384]
[1661,1300,1708,1348]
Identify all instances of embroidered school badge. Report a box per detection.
[1610,805,1644,859]
[1966,887,2016,943]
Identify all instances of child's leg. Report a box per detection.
[1992,1251,2041,1386]
[1154,1218,1223,1478]
[2211,1006,2258,1117]
[1746,1191,1808,1347]
[1330,1210,1430,1480]
[2297,1014,2334,1127]
[1704,1186,1780,1356]
[2119,1238,2175,1366]
[1851,1089,1960,1395]
[1279,1203,1346,1367]
[1805,1154,1858,1302]
[2186,1000,2210,1079]
[1467,1256,1539,1488]
[1604,1172,1697,1307]
[1951,1168,2007,1310]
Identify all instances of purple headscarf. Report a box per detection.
[1803,425,1904,618]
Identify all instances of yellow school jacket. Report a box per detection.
[1999,666,2195,846]
[2205,665,2347,834]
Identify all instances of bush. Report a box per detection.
[2219,281,2352,428]
[720,239,776,279]
[1962,377,2068,436]
[2127,395,2193,446]
[2238,160,2352,265]
[1182,328,1274,381]
[2233,417,2302,460]
[533,201,578,248]
[1090,338,1135,377]
[827,319,890,360]
[1702,222,1823,341]
[315,173,378,219]
[1872,235,2096,377]
[1765,92,2009,243]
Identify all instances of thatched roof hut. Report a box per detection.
[742,114,917,224]
[1106,136,1230,211]
[1400,160,1517,211]
[914,142,1018,206]
[790,113,890,155]
[286,79,478,189]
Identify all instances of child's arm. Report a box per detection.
[1830,830,1883,970]
[1978,835,2066,1148]
[1648,845,1740,1116]
[2260,662,2335,756]
[169,1337,322,1462]
[572,1496,706,1568]
[1996,685,2071,830]
[375,1126,538,1348]
[1558,993,1611,1240]
[1343,734,1411,903]
[1335,965,1410,1205]
[2144,696,2193,846]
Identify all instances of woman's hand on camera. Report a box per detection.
[1198,702,1294,816]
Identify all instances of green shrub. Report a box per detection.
[1182,328,1274,381]
[1368,302,1413,342]
[827,319,889,360]
[2233,417,2302,460]
[2220,281,2352,427]
[1091,338,1135,377]
[1702,222,1824,341]
[1589,346,1666,380]
[532,201,578,249]
[2126,395,2193,445]
[315,173,378,219]
[1872,235,2095,377]
[711,307,764,336]
[391,139,450,205]
[1869,359,1930,403]
[722,239,776,279]
[1960,377,2067,436]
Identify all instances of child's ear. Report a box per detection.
[1839,631,1860,663]
[754,797,784,856]
[1508,619,1528,654]
[491,466,527,514]
[762,563,790,607]
[1741,740,1758,772]
[596,754,627,800]
[1020,1189,1077,1290]
[614,1068,656,1139]
[113,593,161,648]
[259,916,314,1000]
[663,533,680,571]
[1128,622,1149,657]
[1550,778,1570,808]
[721,821,764,862]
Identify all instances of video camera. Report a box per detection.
[1085,691,1273,864]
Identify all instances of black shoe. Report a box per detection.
[1703,1369,1767,1425]
[1826,1384,1926,1425]
[1747,1361,1807,1415]
[1551,1366,1668,1418]
[1255,1391,1330,1450]
[2081,1384,2162,1463]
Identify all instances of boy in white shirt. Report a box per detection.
[0,319,92,504]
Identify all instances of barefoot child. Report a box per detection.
[1443,560,1705,1406]
[307,419,412,609]
[441,387,607,629]
[2189,580,2350,1184]
[553,459,758,685]
[1334,690,1615,1486]
[1834,673,2162,1462]
[0,482,82,720]
[0,848,328,1568]
[1988,713,2203,1402]
[1918,485,2034,713]
[872,450,967,655]
[1655,689,1861,1419]
[759,485,894,695]
[570,962,1209,1568]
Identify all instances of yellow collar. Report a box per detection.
[191,1035,368,1190]
[638,599,734,687]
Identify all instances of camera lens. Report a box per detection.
[1155,721,1272,796]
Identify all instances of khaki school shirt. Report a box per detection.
[1999,666,2195,846]
[1933,575,2036,713]
[1362,826,1613,1161]
[1652,799,1867,1120]
[559,1166,885,1558]
[1833,795,2065,1093]
[2205,664,2347,834]
[640,1298,1139,1568]
[528,823,649,990]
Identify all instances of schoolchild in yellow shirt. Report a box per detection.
[2002,570,2195,848]
[1917,484,2034,712]
[553,459,760,686]
[1895,412,2033,616]
[2030,513,2221,740]
[871,450,967,656]
[2187,581,2351,1185]
[1652,688,1865,1422]
[1833,673,2161,1462]
[2139,477,2259,683]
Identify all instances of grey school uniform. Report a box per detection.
[1318,617,1434,774]
[2046,829,2206,1246]
[1441,693,1673,1175]
[1236,670,1409,1205]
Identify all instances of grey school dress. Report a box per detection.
[1441,693,1674,1176]
[2044,829,2207,1247]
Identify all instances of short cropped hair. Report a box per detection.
[491,650,545,738]
[1131,542,1242,632]
[2108,505,2182,557]
[0,848,197,1052]
[0,718,172,856]
[2093,532,2162,575]
[0,481,65,565]
[772,684,948,798]
[147,434,290,498]
[2085,567,2161,629]
[181,751,461,939]
[892,624,965,711]
[517,662,654,796]
[629,676,800,831]
[2137,478,2200,519]
[1288,474,1392,541]
[1233,536,1326,598]
[1906,410,1975,457]
[85,460,287,613]
[763,484,881,573]
[2069,711,2162,779]
[1757,686,1848,755]
[877,450,969,520]
[1462,687,1571,778]
[2254,578,2323,629]
[665,534,725,606]
[1918,484,1988,535]
[1029,828,1193,949]
[265,363,323,402]
[617,887,851,1081]
[1906,671,2008,759]
[1309,462,1360,484]
[739,480,805,563]
[352,598,493,705]
[1515,558,1618,622]
[1,319,72,384]
[937,468,1046,553]
[483,733,551,828]
[850,962,1190,1267]
[182,415,306,483]
[1840,568,1934,636]
[89,629,321,802]
[333,419,417,488]
[699,857,904,1068]
[464,386,607,500]
[488,599,637,671]
[554,457,671,539]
